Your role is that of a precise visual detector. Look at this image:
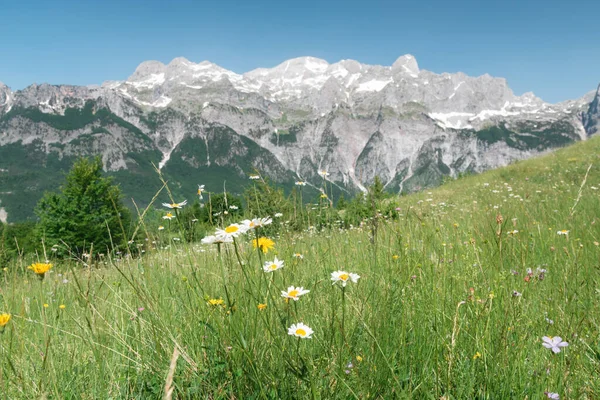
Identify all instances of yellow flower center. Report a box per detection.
[288,290,299,298]
[225,225,239,234]
[295,329,306,336]
[339,274,349,281]
[270,264,277,270]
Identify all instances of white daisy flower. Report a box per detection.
[542,336,568,353]
[281,286,310,301]
[331,270,360,287]
[241,217,273,229]
[197,185,205,200]
[288,322,314,339]
[163,212,175,220]
[556,230,569,235]
[162,200,188,209]
[318,170,329,177]
[249,174,260,180]
[215,224,248,238]
[263,257,284,273]
[201,235,233,245]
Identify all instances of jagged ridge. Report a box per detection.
[0,55,597,222]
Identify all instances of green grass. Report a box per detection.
[2,136,600,398]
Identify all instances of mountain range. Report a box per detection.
[0,54,598,222]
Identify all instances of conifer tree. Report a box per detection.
[36,157,131,256]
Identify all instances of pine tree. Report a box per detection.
[35,157,131,256]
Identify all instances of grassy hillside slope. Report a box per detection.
[1,136,600,398]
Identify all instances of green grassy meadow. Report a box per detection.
[2,137,600,399]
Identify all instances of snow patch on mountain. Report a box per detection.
[429,112,474,130]
[134,94,172,108]
[128,73,165,89]
[356,79,393,92]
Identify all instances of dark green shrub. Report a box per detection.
[35,157,131,257]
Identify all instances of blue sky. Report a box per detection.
[0,0,597,103]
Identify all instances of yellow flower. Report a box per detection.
[320,193,328,199]
[356,355,363,362]
[59,305,66,309]
[252,237,275,254]
[473,352,482,360]
[43,304,49,308]
[392,255,399,260]
[207,298,225,306]
[0,313,11,328]
[257,303,267,311]
[28,263,52,279]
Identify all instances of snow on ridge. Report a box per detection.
[448,82,465,100]
[134,95,172,108]
[304,58,329,73]
[127,73,166,89]
[469,108,519,121]
[401,65,419,78]
[428,112,474,130]
[181,83,203,90]
[189,61,216,71]
[345,73,361,87]
[355,79,393,92]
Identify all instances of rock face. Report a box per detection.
[583,84,600,136]
[0,55,596,221]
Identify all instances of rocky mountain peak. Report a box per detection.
[128,60,167,84]
[391,54,419,77]
[0,82,12,110]
[583,83,600,135]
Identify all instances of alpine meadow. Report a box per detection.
[2,1,600,398]
[1,133,600,398]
